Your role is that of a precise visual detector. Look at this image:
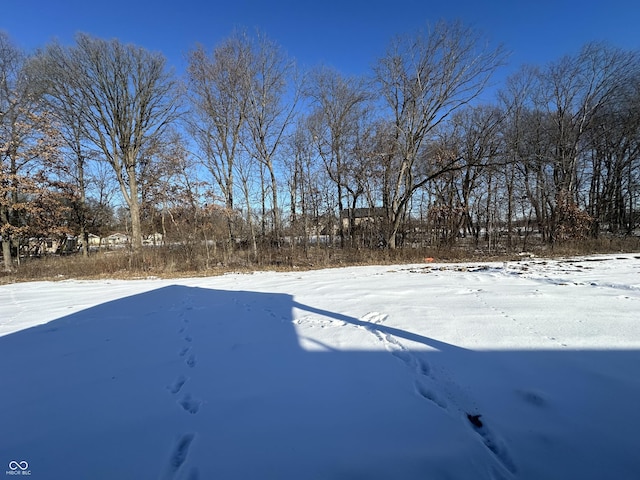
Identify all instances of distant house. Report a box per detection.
[103,233,130,248]
[87,234,101,247]
[340,207,386,230]
[26,236,78,256]
[83,234,101,252]
[143,232,164,246]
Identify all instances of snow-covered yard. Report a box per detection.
[1,254,639,479]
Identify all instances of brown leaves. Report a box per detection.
[554,190,593,241]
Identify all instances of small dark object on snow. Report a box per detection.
[467,413,483,428]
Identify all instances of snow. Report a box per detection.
[1,254,639,479]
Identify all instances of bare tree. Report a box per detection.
[187,36,250,246]
[234,151,259,260]
[498,66,541,246]
[284,115,323,252]
[86,159,118,241]
[306,66,370,247]
[586,65,640,235]
[240,30,298,245]
[373,20,507,248]
[39,34,180,252]
[535,43,638,241]
[28,50,96,256]
[426,105,504,246]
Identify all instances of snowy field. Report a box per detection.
[1,253,639,479]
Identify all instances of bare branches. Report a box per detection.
[186,36,251,216]
[2,23,640,267]
[305,66,371,246]
[37,34,180,251]
[187,30,298,246]
[373,20,508,247]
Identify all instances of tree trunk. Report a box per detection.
[268,161,280,247]
[241,177,258,262]
[1,238,12,272]
[387,205,403,250]
[1,206,13,272]
[78,156,89,257]
[126,165,143,252]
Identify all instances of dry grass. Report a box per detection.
[547,236,640,257]
[1,235,638,285]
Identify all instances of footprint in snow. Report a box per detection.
[415,380,447,408]
[390,348,413,365]
[361,311,389,324]
[168,432,195,473]
[179,394,201,414]
[466,413,517,474]
[186,354,197,368]
[417,358,431,376]
[515,388,547,408]
[360,307,517,474]
[168,376,187,395]
[360,312,438,405]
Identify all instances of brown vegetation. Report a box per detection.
[2,234,638,285]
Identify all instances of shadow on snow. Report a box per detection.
[1,285,639,479]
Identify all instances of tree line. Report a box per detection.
[1,22,639,271]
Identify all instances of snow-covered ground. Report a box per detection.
[1,254,639,479]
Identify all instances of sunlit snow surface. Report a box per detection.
[1,254,639,479]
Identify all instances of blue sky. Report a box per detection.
[2,0,640,87]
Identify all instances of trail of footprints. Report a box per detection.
[358,313,447,409]
[306,310,518,476]
[163,296,201,480]
[163,293,285,479]
[169,302,201,414]
[163,296,516,476]
[469,285,569,348]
